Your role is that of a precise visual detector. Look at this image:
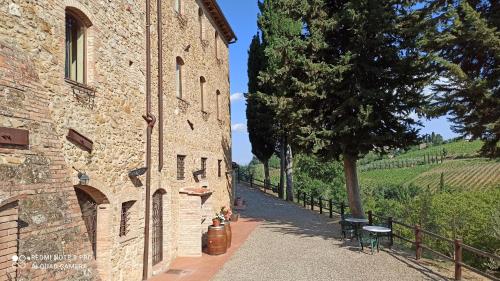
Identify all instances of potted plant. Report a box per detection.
[212,213,224,227]
[221,206,232,221]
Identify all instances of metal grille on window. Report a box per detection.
[119,201,134,237]
[218,160,222,177]
[201,157,207,179]
[177,155,185,180]
[152,191,163,265]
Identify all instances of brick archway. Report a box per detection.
[73,185,112,280]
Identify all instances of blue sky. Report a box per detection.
[218,0,458,165]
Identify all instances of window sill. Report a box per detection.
[177,96,189,104]
[65,79,95,92]
[119,234,137,245]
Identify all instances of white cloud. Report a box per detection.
[232,123,247,133]
[230,92,245,102]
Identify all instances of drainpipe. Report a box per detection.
[157,0,164,172]
[142,0,156,279]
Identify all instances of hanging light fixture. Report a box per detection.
[78,172,90,185]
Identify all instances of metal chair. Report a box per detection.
[339,219,355,240]
[359,229,379,254]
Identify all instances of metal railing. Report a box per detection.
[237,171,500,281]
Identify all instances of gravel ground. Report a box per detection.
[212,184,449,281]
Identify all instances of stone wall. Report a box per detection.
[0,0,233,280]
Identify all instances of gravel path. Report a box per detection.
[212,184,449,281]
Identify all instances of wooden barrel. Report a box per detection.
[207,225,227,255]
[223,221,232,248]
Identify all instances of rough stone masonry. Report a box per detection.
[0,0,235,280]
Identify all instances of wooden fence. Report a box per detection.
[237,171,500,281]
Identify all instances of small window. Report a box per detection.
[174,0,181,13]
[198,8,204,40]
[201,157,207,179]
[216,90,221,120]
[65,11,86,83]
[176,57,184,98]
[215,32,219,58]
[200,76,206,112]
[177,155,186,180]
[218,160,222,177]
[119,201,135,237]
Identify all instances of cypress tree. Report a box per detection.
[246,34,277,188]
[257,0,309,201]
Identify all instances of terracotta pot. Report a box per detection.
[212,219,220,227]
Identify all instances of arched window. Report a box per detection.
[215,32,219,58]
[200,76,206,112]
[216,90,221,120]
[174,0,181,13]
[65,10,87,83]
[198,8,204,40]
[176,57,184,98]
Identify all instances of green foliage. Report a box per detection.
[295,0,431,160]
[423,0,500,156]
[409,189,500,268]
[294,154,346,203]
[246,34,277,171]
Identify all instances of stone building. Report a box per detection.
[0,0,235,280]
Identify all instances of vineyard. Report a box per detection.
[244,140,500,193]
[408,159,500,191]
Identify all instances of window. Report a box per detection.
[119,201,135,237]
[215,32,219,58]
[201,157,207,179]
[177,155,186,180]
[218,160,222,177]
[65,11,86,83]
[176,57,184,98]
[216,90,221,120]
[174,0,181,13]
[200,76,206,112]
[198,8,204,40]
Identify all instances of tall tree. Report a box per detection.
[423,0,500,157]
[257,0,309,201]
[295,0,431,217]
[246,34,276,187]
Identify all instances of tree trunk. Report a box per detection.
[278,136,286,199]
[343,154,364,218]
[263,159,270,189]
[285,143,293,201]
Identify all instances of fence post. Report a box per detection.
[368,211,373,225]
[303,193,306,208]
[297,191,300,203]
[250,175,253,188]
[454,239,462,281]
[311,195,314,211]
[319,197,323,214]
[329,199,333,218]
[340,202,345,220]
[388,217,393,248]
[415,224,423,260]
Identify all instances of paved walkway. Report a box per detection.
[212,184,452,281]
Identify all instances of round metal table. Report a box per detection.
[345,217,369,241]
[362,225,392,253]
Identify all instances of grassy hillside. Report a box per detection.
[246,140,499,192]
[394,140,483,159]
